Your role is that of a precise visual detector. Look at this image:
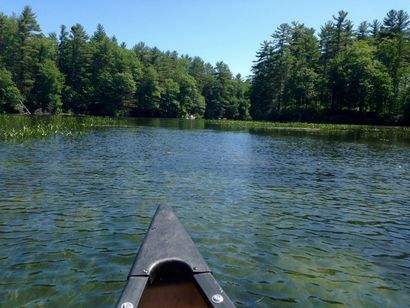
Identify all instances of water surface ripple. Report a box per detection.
[0,120,409,307]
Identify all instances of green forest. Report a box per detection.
[251,10,410,124]
[1,7,409,124]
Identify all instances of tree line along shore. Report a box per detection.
[1,7,409,125]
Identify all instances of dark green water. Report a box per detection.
[1,118,409,307]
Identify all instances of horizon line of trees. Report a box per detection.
[251,9,410,124]
[1,7,410,124]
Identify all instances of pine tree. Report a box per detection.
[61,23,92,113]
[15,6,40,101]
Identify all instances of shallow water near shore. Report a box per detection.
[1,118,409,307]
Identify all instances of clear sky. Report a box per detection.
[2,0,409,77]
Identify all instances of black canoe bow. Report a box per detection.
[116,205,235,308]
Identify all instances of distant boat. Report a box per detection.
[116,205,235,307]
[186,114,196,120]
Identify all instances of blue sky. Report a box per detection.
[2,0,409,77]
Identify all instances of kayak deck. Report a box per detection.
[116,205,235,307]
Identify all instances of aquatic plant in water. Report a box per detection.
[0,115,129,140]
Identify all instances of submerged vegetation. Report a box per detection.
[208,119,410,133]
[0,6,409,124]
[207,119,410,143]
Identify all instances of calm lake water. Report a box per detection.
[1,118,409,307]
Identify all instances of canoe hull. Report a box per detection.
[116,205,235,307]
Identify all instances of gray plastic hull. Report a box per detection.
[116,205,235,307]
